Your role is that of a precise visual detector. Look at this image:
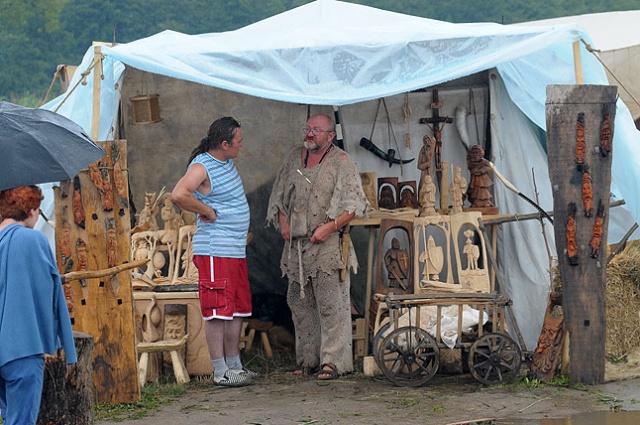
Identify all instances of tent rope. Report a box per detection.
[581,39,640,111]
[53,59,98,113]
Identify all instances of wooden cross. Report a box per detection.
[419,89,452,190]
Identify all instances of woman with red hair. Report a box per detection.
[0,185,77,424]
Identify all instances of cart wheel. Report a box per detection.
[468,332,521,385]
[377,326,439,387]
[372,322,390,369]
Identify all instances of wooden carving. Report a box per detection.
[419,175,437,216]
[89,162,103,191]
[72,176,86,229]
[465,145,494,208]
[449,166,467,214]
[531,292,564,382]
[419,235,444,282]
[141,295,162,343]
[99,160,114,212]
[566,202,578,266]
[76,237,89,300]
[590,200,604,258]
[575,112,585,170]
[417,135,434,193]
[462,229,480,270]
[60,207,73,273]
[581,168,593,218]
[378,177,398,210]
[600,113,612,157]
[384,237,409,290]
[359,172,378,211]
[398,181,419,209]
[112,143,129,208]
[172,225,198,284]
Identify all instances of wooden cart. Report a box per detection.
[372,292,522,387]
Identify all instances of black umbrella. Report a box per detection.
[0,101,105,191]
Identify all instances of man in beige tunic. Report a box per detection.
[267,114,368,379]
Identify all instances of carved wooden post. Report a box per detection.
[546,84,617,384]
[37,331,94,425]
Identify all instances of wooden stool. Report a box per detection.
[137,334,190,387]
[241,320,274,358]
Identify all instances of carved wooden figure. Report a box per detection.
[581,168,593,217]
[72,176,86,229]
[112,143,128,207]
[575,112,586,170]
[158,194,183,281]
[590,201,605,258]
[532,292,565,382]
[419,175,437,216]
[417,135,434,194]
[138,192,160,231]
[462,229,479,270]
[419,235,444,281]
[384,237,409,290]
[600,113,612,157]
[465,145,494,208]
[76,238,89,300]
[172,225,198,284]
[89,162,103,194]
[99,160,114,212]
[566,202,578,266]
[449,166,467,214]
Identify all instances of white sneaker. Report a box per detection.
[231,367,261,378]
[213,370,252,387]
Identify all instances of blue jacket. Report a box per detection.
[0,223,77,366]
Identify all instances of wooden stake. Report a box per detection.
[573,41,584,85]
[91,45,102,141]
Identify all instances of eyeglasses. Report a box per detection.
[302,127,333,136]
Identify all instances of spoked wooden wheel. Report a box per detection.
[468,332,521,385]
[377,326,440,387]
[372,322,390,369]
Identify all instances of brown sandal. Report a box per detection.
[317,364,340,380]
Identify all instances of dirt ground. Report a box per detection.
[96,367,640,425]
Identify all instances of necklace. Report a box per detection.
[304,143,334,168]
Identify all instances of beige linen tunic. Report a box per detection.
[267,145,368,373]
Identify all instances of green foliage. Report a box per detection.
[1,0,638,101]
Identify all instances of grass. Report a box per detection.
[95,382,188,421]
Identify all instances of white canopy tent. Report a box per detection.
[41,0,640,351]
[518,10,640,120]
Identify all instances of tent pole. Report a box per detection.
[572,41,584,85]
[91,45,103,141]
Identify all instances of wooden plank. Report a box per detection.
[546,84,617,384]
[54,140,139,403]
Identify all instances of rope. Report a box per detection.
[53,59,97,113]
[39,67,62,107]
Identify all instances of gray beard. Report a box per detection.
[304,140,321,151]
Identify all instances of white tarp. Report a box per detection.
[41,0,640,350]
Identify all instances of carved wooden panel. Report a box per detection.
[54,140,139,403]
[412,211,490,294]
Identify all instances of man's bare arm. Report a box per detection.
[171,164,217,223]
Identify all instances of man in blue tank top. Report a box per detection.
[172,117,257,387]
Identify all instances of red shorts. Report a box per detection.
[192,255,252,320]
